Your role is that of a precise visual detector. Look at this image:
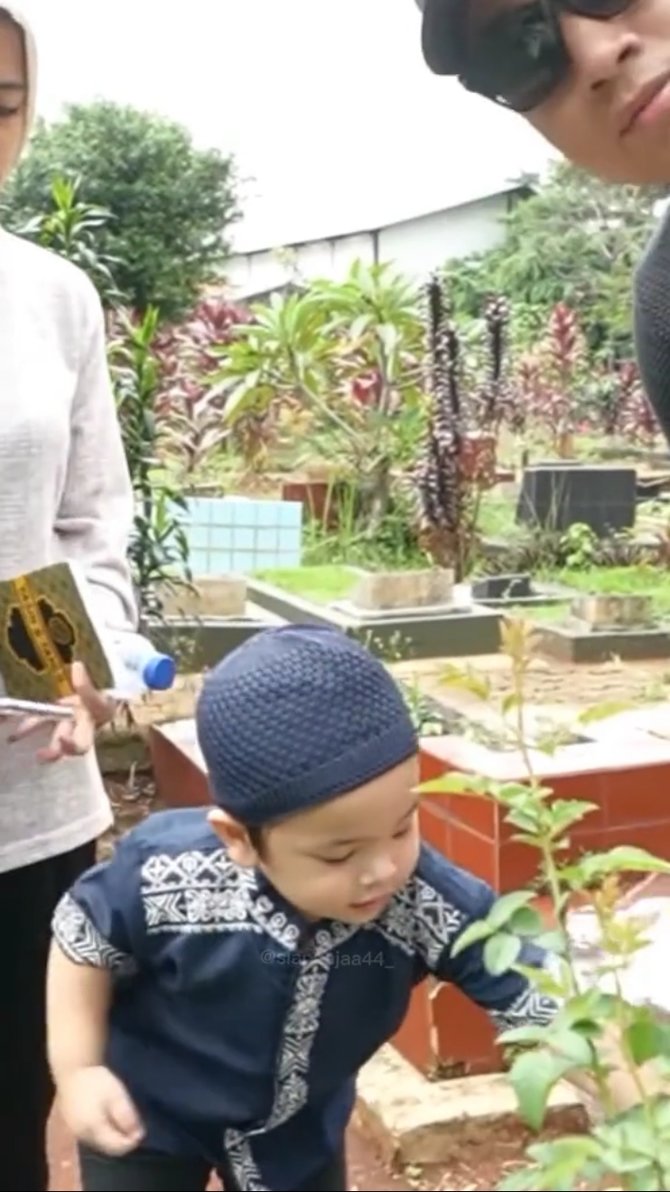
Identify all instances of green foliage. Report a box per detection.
[444,162,664,361]
[108,307,191,617]
[421,616,670,1190]
[1,101,239,319]
[215,260,427,532]
[16,175,123,307]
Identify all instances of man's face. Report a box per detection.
[465,0,670,183]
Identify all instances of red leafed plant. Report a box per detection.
[612,360,660,446]
[154,294,253,475]
[515,302,587,456]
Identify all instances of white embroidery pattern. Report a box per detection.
[489,981,560,1032]
[52,893,131,972]
[224,921,358,1192]
[376,875,560,1038]
[490,952,562,1032]
[140,850,300,950]
[374,876,465,964]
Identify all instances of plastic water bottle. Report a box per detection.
[108,632,176,698]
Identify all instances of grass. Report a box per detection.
[545,565,670,616]
[507,602,570,623]
[253,564,357,604]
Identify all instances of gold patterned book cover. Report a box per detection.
[0,562,114,702]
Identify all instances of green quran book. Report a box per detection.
[0,561,114,702]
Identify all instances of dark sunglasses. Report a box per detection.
[460,0,634,111]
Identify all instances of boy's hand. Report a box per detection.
[58,1066,145,1156]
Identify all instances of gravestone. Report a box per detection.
[517,465,636,536]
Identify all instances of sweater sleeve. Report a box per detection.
[634,210,670,445]
[55,280,138,636]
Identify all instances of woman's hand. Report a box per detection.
[8,661,116,763]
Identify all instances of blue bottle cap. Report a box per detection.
[142,654,176,691]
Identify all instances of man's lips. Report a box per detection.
[619,71,670,136]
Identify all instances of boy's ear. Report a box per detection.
[208,808,258,867]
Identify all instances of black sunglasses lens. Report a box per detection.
[463,2,569,110]
[568,0,632,15]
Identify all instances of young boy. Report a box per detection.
[47,625,559,1192]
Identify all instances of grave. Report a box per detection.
[246,567,501,660]
[402,725,670,1077]
[516,463,637,536]
[537,592,670,663]
[148,575,285,670]
[568,872,670,1022]
[469,571,576,609]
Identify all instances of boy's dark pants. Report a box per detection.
[79,1143,347,1191]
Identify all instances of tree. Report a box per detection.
[444,162,665,362]
[0,101,240,320]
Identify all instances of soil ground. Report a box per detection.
[393,651,670,711]
[49,1103,591,1191]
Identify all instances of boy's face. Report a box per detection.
[210,756,421,924]
[457,0,670,182]
[0,14,26,186]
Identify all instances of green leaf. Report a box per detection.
[508,906,544,936]
[578,699,635,724]
[484,931,521,975]
[534,929,567,954]
[514,962,567,998]
[626,1018,670,1066]
[498,1024,551,1047]
[419,771,493,797]
[580,847,670,881]
[550,1027,594,1066]
[546,799,599,836]
[524,1135,602,1189]
[509,1046,577,1130]
[487,890,535,931]
[495,1166,540,1191]
[450,918,494,957]
[439,663,491,700]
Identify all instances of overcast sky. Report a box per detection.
[19,0,559,249]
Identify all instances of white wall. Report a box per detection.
[380,193,510,283]
[225,192,511,301]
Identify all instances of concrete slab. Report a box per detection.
[355,1044,586,1166]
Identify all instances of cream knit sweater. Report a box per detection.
[0,6,137,872]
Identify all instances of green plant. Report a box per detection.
[2,101,239,319]
[108,306,191,617]
[444,161,664,363]
[17,175,123,307]
[421,617,670,1190]
[216,260,427,534]
[559,523,598,569]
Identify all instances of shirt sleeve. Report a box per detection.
[55,277,138,636]
[51,832,145,974]
[413,850,560,1033]
[634,209,670,445]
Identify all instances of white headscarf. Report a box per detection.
[0,5,37,183]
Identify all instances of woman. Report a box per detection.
[414,0,670,441]
[0,8,137,1190]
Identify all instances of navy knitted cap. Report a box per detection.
[195,624,418,825]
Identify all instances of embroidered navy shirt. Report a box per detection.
[52,809,558,1191]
